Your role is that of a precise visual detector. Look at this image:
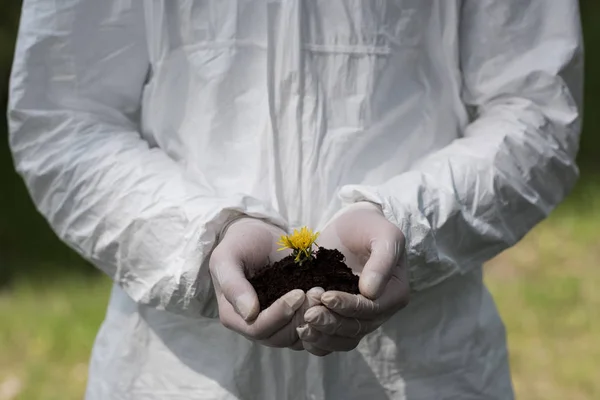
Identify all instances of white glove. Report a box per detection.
[297,202,410,354]
[209,218,307,348]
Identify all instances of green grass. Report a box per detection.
[0,182,599,400]
[0,275,110,400]
[486,181,600,400]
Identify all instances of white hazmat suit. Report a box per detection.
[9,0,582,399]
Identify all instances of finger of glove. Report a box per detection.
[319,291,380,320]
[322,266,410,319]
[210,260,260,321]
[294,287,324,325]
[258,317,301,348]
[297,323,320,342]
[307,287,325,304]
[360,237,403,300]
[301,287,325,315]
[304,307,375,338]
[299,326,361,352]
[302,306,344,335]
[260,288,324,348]
[219,289,305,340]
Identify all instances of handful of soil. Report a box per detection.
[248,247,360,311]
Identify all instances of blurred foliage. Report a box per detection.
[485,188,600,399]
[579,0,600,171]
[0,0,21,106]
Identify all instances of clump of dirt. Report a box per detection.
[248,247,359,311]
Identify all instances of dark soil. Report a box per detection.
[248,247,360,311]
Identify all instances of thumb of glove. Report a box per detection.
[211,260,260,321]
[359,239,400,299]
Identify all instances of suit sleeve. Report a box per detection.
[338,0,583,290]
[8,0,286,316]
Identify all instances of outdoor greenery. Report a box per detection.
[1,1,598,399]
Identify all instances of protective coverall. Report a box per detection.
[8,0,582,399]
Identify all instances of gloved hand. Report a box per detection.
[297,202,410,355]
[210,217,308,348]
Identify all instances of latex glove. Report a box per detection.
[209,218,306,348]
[289,287,326,351]
[298,202,410,354]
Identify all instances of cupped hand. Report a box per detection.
[298,202,410,355]
[209,218,309,348]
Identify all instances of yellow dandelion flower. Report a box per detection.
[277,227,320,264]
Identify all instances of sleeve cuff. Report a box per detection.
[113,194,287,319]
[338,183,462,292]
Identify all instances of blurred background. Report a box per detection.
[0,1,598,399]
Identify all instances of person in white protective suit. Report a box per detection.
[8,0,583,398]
